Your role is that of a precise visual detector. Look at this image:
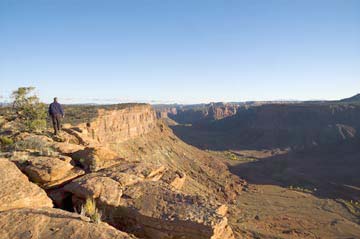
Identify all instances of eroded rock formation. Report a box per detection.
[61,162,235,239]
[10,154,84,189]
[79,105,157,147]
[157,103,239,124]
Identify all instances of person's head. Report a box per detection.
[54,97,58,103]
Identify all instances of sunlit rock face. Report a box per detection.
[0,158,53,211]
[83,104,157,146]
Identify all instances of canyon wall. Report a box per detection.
[171,103,360,150]
[156,103,239,124]
[82,104,157,147]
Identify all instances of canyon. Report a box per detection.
[0,101,360,238]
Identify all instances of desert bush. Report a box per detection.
[0,136,14,145]
[79,198,102,224]
[14,136,57,156]
[337,199,360,218]
[11,87,47,132]
[288,185,314,193]
[225,151,238,160]
[15,136,47,151]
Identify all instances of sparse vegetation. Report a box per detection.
[78,198,102,224]
[288,185,315,194]
[14,136,57,156]
[0,136,14,146]
[215,150,257,162]
[11,87,47,132]
[337,199,360,218]
[225,151,238,161]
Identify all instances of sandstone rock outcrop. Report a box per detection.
[77,105,157,148]
[71,146,124,172]
[10,154,84,189]
[207,102,238,120]
[0,208,137,239]
[0,158,53,211]
[53,142,85,154]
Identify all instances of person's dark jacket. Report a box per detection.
[48,102,64,117]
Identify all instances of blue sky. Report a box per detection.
[1,0,359,104]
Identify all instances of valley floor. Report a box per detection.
[220,153,360,239]
[229,184,360,239]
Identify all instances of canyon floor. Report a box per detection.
[223,153,360,238]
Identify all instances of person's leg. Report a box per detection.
[56,114,62,132]
[52,115,58,135]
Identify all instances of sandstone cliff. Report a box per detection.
[78,104,157,148]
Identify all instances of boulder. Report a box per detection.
[53,142,85,155]
[0,158,53,211]
[160,170,186,190]
[0,208,137,239]
[65,176,123,207]
[71,146,124,172]
[14,132,53,143]
[11,155,84,189]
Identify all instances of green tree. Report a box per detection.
[12,87,47,132]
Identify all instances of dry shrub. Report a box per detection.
[79,197,102,224]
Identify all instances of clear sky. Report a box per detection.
[0,0,359,104]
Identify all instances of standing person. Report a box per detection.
[48,97,64,135]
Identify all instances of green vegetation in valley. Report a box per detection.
[208,150,257,162]
[288,185,315,194]
[337,199,360,219]
[224,151,257,162]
